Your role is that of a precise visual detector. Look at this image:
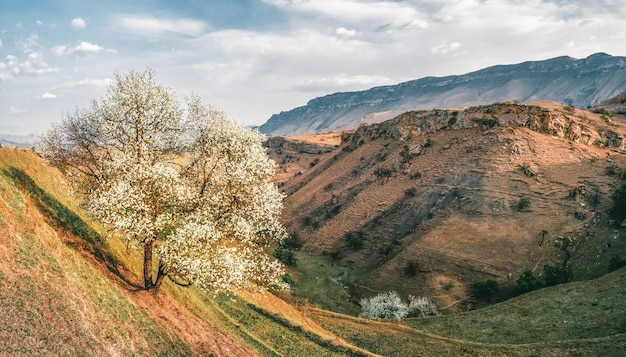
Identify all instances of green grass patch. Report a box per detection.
[405,267,626,344]
[289,252,361,315]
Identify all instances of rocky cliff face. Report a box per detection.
[260,53,626,136]
[344,102,625,151]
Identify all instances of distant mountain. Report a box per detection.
[593,91,626,115]
[0,133,39,147]
[260,53,626,136]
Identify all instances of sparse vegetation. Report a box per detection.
[448,111,458,126]
[474,117,498,128]
[404,261,418,277]
[344,231,364,250]
[274,246,297,267]
[404,187,417,197]
[515,196,531,211]
[374,167,392,178]
[471,279,499,302]
[608,255,626,272]
[543,264,568,286]
[611,183,626,223]
[515,269,545,294]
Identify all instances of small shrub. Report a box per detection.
[448,111,458,127]
[345,231,364,250]
[379,244,394,256]
[472,279,499,302]
[423,138,433,148]
[374,168,392,178]
[611,183,626,223]
[404,187,418,197]
[474,117,498,128]
[515,269,545,294]
[543,264,568,286]
[609,255,626,272]
[274,246,297,267]
[441,280,455,291]
[282,273,295,285]
[516,197,531,211]
[310,158,320,167]
[404,261,418,277]
[324,183,334,191]
[407,295,439,318]
[563,104,575,112]
[410,171,422,180]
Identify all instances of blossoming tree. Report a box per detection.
[41,69,287,294]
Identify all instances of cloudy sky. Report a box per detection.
[1,0,625,135]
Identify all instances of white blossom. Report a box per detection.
[40,69,287,294]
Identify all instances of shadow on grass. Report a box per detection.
[3,166,142,290]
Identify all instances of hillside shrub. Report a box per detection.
[274,246,297,267]
[410,171,422,180]
[516,197,531,211]
[471,279,499,302]
[404,187,418,197]
[515,270,545,294]
[407,295,439,318]
[344,231,364,250]
[611,183,626,223]
[404,261,418,277]
[374,168,392,178]
[543,264,568,286]
[359,291,438,320]
[608,255,626,272]
[474,117,498,129]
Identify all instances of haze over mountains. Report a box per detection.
[260,53,626,136]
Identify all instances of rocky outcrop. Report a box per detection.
[260,53,626,136]
[264,136,336,155]
[342,103,626,151]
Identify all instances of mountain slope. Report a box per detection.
[260,53,626,136]
[271,101,626,311]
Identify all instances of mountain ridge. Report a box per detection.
[260,53,626,136]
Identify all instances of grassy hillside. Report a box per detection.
[0,148,193,355]
[309,267,626,356]
[0,147,374,356]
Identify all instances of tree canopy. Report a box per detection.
[41,68,287,294]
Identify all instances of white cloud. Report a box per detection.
[1,52,59,82]
[71,17,86,29]
[293,73,391,92]
[40,92,57,99]
[36,20,43,26]
[336,27,357,38]
[9,106,27,115]
[431,41,462,55]
[117,15,206,36]
[52,41,116,58]
[56,77,113,89]
[0,39,3,48]
[264,0,428,29]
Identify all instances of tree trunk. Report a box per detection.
[153,261,167,295]
[143,240,154,289]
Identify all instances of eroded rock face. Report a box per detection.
[264,136,336,155]
[341,103,626,151]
